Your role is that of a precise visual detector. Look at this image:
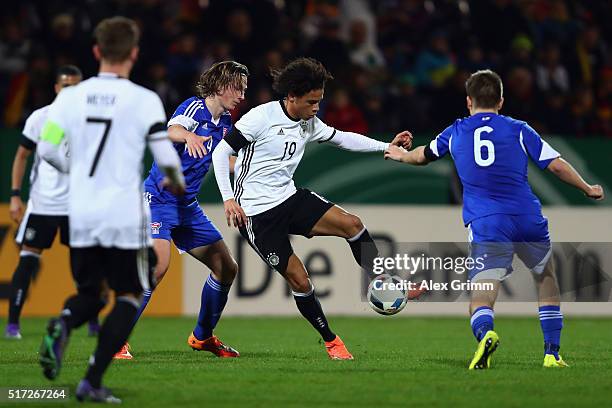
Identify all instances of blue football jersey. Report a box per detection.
[144,97,232,204]
[428,113,560,225]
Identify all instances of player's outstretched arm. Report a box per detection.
[325,129,412,153]
[212,139,247,227]
[384,145,430,166]
[326,130,390,152]
[9,146,33,223]
[547,157,604,200]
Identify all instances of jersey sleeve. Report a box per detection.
[22,110,42,145]
[521,123,560,169]
[310,116,336,143]
[39,90,74,171]
[20,111,42,150]
[234,105,267,143]
[41,89,74,146]
[424,124,453,161]
[141,92,169,141]
[167,97,203,132]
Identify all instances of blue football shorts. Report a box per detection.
[467,214,552,281]
[148,198,222,253]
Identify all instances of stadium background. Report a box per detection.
[0,0,610,318]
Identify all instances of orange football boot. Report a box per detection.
[325,336,354,360]
[408,280,428,300]
[187,333,240,357]
[113,343,133,360]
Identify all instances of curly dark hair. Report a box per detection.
[271,57,333,97]
[196,61,249,99]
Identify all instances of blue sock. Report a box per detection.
[193,275,231,340]
[133,289,153,325]
[539,305,563,358]
[471,306,494,341]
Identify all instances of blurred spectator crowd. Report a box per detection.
[0,0,610,137]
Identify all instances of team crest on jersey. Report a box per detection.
[25,228,36,241]
[151,222,162,235]
[223,127,228,137]
[299,121,308,134]
[267,252,280,266]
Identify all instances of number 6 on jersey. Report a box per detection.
[474,126,494,167]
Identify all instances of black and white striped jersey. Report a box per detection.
[228,100,336,216]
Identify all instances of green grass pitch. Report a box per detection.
[1,316,611,407]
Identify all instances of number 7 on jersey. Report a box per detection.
[86,117,112,177]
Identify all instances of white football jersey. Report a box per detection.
[233,100,336,216]
[44,73,168,249]
[22,105,70,215]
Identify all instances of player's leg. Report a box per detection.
[131,200,176,323]
[466,216,513,369]
[88,282,109,337]
[6,212,54,339]
[133,238,170,321]
[289,189,378,279]
[185,240,239,356]
[283,253,353,359]
[467,281,501,370]
[240,206,353,360]
[169,204,239,355]
[238,195,354,359]
[305,193,427,298]
[44,214,104,339]
[6,245,41,339]
[77,247,152,403]
[39,247,107,380]
[533,258,567,367]
[517,215,567,367]
[308,203,380,276]
[114,238,168,360]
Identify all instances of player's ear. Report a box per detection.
[93,45,102,61]
[466,96,472,111]
[498,97,504,111]
[130,46,139,63]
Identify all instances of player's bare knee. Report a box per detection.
[291,277,312,294]
[285,270,310,293]
[225,259,238,281]
[215,258,238,283]
[345,214,364,238]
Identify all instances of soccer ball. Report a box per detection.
[367,274,408,316]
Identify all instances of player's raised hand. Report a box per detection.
[224,198,247,228]
[384,144,408,162]
[9,196,24,224]
[391,130,413,150]
[586,184,604,201]
[185,133,212,158]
